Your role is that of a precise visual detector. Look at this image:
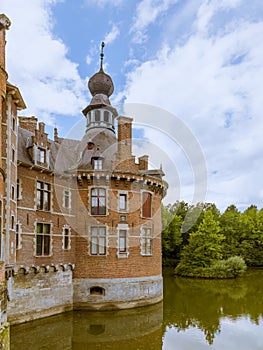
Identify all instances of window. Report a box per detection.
[90,226,106,255]
[104,111,109,122]
[91,188,106,215]
[16,223,22,250]
[119,193,127,211]
[92,158,103,170]
[36,223,51,256]
[38,149,46,163]
[36,181,51,211]
[12,117,16,131]
[11,185,15,200]
[88,142,94,150]
[141,227,152,256]
[11,216,15,230]
[119,229,127,253]
[12,148,15,163]
[62,226,71,250]
[64,190,71,209]
[95,110,100,122]
[17,179,22,200]
[142,192,152,218]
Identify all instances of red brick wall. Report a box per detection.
[16,166,76,267]
[18,116,38,133]
[73,177,163,279]
[16,166,163,281]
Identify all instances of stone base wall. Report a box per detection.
[6,269,162,325]
[7,268,73,325]
[73,275,163,310]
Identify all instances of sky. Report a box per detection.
[1,0,263,212]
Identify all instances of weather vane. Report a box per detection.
[100,41,105,70]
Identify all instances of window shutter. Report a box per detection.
[142,192,152,218]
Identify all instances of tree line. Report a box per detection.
[162,201,263,276]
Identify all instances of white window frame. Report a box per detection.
[117,223,129,258]
[90,226,107,256]
[62,225,71,250]
[140,226,153,256]
[118,190,129,212]
[90,186,108,216]
[141,191,153,219]
[17,178,22,200]
[38,148,46,163]
[63,189,71,209]
[94,159,103,170]
[34,222,53,257]
[16,222,22,250]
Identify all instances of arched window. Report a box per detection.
[104,111,109,122]
[95,110,100,122]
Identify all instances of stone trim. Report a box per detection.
[11,263,75,276]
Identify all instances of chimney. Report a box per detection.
[39,122,45,134]
[54,127,58,142]
[138,155,149,170]
[0,14,11,73]
[19,116,38,133]
[117,116,133,162]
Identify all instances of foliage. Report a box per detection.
[174,256,246,279]
[178,210,224,268]
[162,200,263,272]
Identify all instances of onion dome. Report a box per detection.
[88,42,114,97]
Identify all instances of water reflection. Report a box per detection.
[10,269,263,349]
[163,268,263,348]
[11,303,163,350]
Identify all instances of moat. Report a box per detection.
[11,269,263,349]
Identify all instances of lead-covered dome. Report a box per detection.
[88,67,114,97]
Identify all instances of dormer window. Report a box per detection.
[92,157,103,170]
[38,148,45,163]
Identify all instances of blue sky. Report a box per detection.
[2,0,263,211]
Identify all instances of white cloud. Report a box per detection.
[86,55,92,65]
[122,2,263,210]
[86,0,124,7]
[2,0,87,126]
[196,0,242,34]
[104,23,120,44]
[130,0,179,42]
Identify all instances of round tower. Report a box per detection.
[72,43,167,310]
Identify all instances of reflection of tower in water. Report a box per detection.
[11,303,163,350]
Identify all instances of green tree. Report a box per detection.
[220,205,242,259]
[179,210,225,268]
[162,215,183,262]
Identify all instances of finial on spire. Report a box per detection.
[100,41,105,71]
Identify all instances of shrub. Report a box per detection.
[224,256,247,277]
[174,256,246,279]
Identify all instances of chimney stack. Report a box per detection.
[138,155,149,170]
[0,14,11,73]
[19,116,38,133]
[117,116,133,163]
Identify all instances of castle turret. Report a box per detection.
[82,42,117,134]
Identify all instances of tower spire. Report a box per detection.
[100,41,105,71]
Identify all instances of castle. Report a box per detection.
[0,13,167,338]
